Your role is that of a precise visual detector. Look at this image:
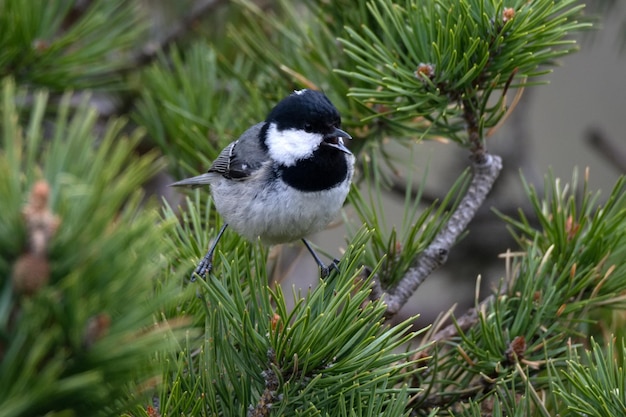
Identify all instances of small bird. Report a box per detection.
[172,89,355,279]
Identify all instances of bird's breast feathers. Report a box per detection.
[209,169,351,244]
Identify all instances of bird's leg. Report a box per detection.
[191,223,229,281]
[302,239,340,278]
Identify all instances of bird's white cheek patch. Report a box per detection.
[266,123,321,166]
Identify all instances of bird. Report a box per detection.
[171,89,355,280]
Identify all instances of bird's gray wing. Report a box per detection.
[208,122,268,180]
[208,141,238,177]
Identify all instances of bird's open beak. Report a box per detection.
[322,127,352,155]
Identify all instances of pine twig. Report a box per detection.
[59,0,95,32]
[248,349,280,417]
[586,127,626,173]
[430,293,505,344]
[372,152,503,317]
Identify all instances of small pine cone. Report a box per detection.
[11,253,50,296]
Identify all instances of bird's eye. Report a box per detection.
[304,123,313,133]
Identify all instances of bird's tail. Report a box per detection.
[170,173,212,188]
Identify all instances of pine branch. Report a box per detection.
[156,215,424,415]
[586,127,626,172]
[368,94,504,316]
[0,0,146,91]
[4,0,625,415]
[372,152,502,317]
[0,79,185,416]
[339,0,589,143]
[248,350,279,417]
[401,170,626,414]
[553,338,626,416]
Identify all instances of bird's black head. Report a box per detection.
[266,89,341,134]
[261,89,351,168]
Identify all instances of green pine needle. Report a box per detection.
[0,0,146,90]
[552,338,626,417]
[338,0,590,144]
[0,78,184,416]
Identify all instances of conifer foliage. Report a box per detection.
[1,0,625,416]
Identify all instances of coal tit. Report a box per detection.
[172,89,355,279]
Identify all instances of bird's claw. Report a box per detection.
[320,258,341,278]
[190,257,213,282]
[190,224,228,282]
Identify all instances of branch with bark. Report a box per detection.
[371,152,503,317]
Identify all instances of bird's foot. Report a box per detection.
[320,258,341,278]
[190,256,213,282]
[190,223,228,282]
